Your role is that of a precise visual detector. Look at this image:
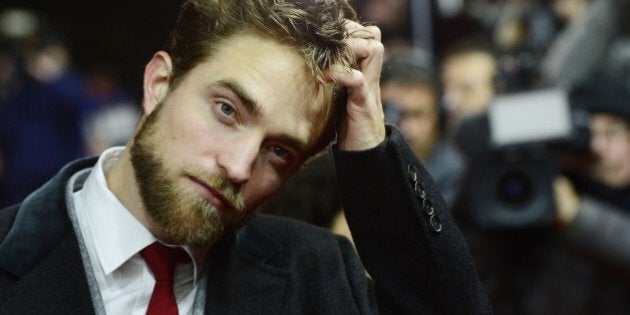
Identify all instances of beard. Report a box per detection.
[130,102,249,247]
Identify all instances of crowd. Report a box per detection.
[0,9,139,208]
[1,0,629,313]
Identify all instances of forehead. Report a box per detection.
[590,113,630,129]
[382,83,436,111]
[205,31,320,97]
[443,53,495,81]
[181,31,329,147]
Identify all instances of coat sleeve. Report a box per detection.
[333,125,492,314]
[560,196,630,272]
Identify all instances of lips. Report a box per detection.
[188,175,234,211]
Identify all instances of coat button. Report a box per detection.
[407,165,418,183]
[429,215,442,233]
[414,182,426,200]
[424,202,435,216]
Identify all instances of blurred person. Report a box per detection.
[83,103,140,155]
[546,72,630,314]
[0,11,95,208]
[584,112,630,190]
[355,0,412,52]
[381,50,465,207]
[483,0,558,91]
[541,0,626,87]
[554,73,630,268]
[440,40,498,133]
[83,64,140,155]
[0,1,491,314]
[0,45,20,102]
[466,0,558,53]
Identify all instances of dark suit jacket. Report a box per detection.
[0,127,491,314]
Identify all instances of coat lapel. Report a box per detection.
[0,157,98,313]
[203,220,291,314]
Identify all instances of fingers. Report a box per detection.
[345,21,381,42]
[343,22,384,80]
[325,21,383,90]
[554,176,580,226]
[324,20,386,151]
[325,65,364,90]
[347,37,384,74]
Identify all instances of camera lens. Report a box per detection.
[496,170,533,206]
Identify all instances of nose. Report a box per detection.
[590,133,607,158]
[399,116,414,134]
[217,136,260,185]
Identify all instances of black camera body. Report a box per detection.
[456,88,588,230]
[463,145,558,230]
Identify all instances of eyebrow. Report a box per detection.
[214,79,310,157]
[215,79,262,116]
[275,134,310,158]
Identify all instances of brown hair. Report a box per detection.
[163,0,358,154]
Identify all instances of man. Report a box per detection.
[542,0,623,88]
[0,1,490,314]
[0,27,95,208]
[381,51,466,208]
[440,43,497,133]
[555,73,630,270]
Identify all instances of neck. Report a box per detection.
[107,147,149,229]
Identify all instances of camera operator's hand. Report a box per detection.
[554,176,580,226]
[326,20,386,151]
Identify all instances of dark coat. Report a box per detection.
[0,128,491,314]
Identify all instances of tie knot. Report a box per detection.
[140,242,190,282]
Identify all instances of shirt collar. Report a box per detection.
[79,147,157,275]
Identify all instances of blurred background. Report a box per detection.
[1,1,630,313]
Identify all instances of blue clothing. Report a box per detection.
[0,71,94,207]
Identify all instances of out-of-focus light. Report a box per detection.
[437,0,464,18]
[0,9,38,39]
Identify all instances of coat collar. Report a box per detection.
[0,157,97,277]
[0,157,97,313]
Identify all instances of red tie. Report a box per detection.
[140,242,189,315]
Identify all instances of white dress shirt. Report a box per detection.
[72,147,201,315]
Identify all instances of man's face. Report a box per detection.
[381,82,438,158]
[441,52,495,127]
[589,113,630,187]
[131,32,326,246]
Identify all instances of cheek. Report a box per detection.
[612,143,630,163]
[399,119,416,135]
[420,117,436,132]
[173,108,231,156]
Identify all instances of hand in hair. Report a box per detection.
[326,20,386,151]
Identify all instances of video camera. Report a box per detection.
[455,88,590,230]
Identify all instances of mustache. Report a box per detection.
[185,166,245,211]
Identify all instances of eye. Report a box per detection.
[270,145,288,159]
[218,101,236,117]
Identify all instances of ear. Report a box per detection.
[142,51,173,115]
